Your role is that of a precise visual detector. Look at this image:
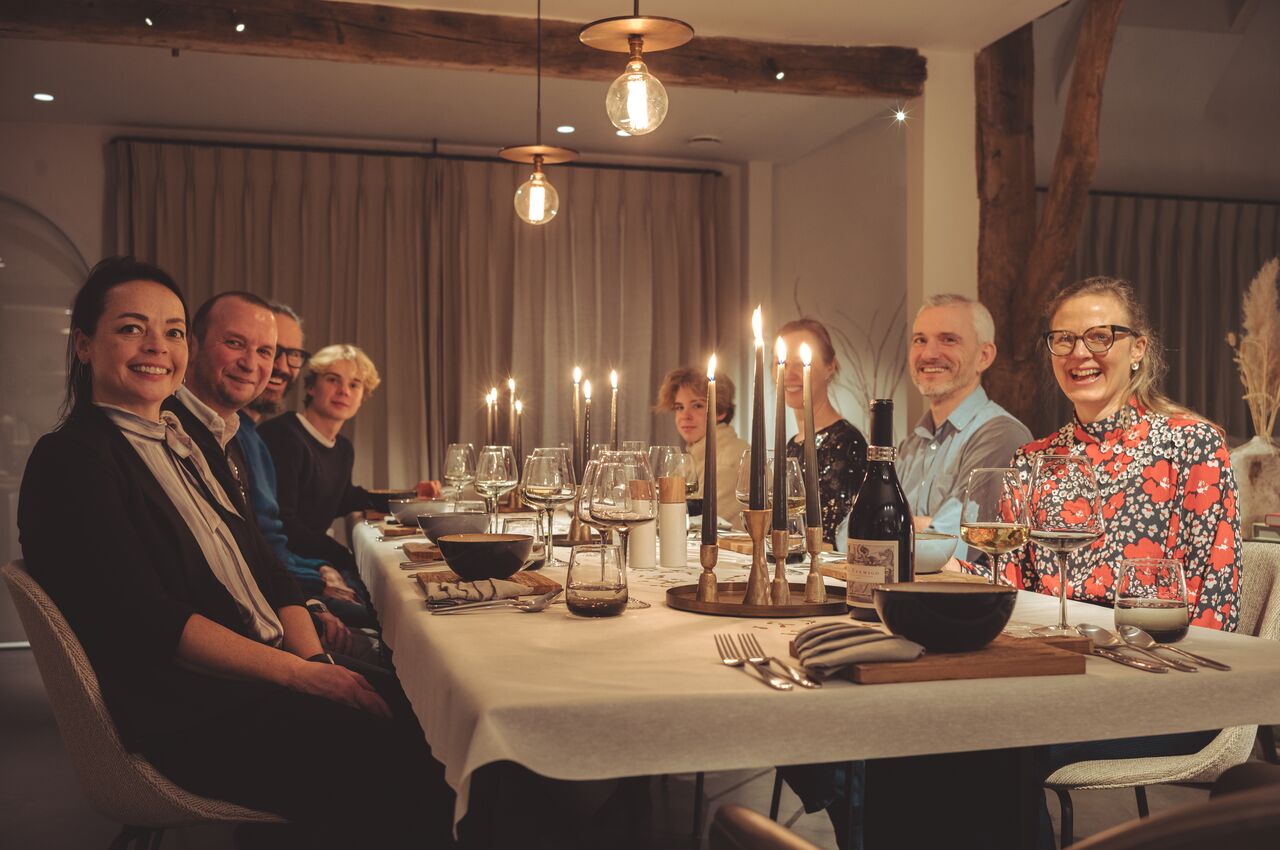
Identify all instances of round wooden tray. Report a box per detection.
[666,582,847,618]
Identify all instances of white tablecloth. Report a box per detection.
[352,522,1280,824]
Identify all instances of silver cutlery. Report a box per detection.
[713,634,793,690]
[1077,623,1169,673]
[1119,625,1232,671]
[400,559,446,570]
[1079,623,1196,672]
[737,632,820,688]
[430,588,562,615]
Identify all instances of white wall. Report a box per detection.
[771,116,910,439]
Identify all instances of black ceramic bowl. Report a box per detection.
[436,533,533,581]
[416,512,489,545]
[873,582,1017,652]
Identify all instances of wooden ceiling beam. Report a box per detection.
[0,0,926,99]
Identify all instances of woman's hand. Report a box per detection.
[288,659,391,719]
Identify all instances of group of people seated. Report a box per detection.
[17,255,1245,849]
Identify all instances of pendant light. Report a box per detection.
[500,0,578,225]
[579,2,693,136]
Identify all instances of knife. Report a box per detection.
[1092,647,1169,673]
[765,657,822,689]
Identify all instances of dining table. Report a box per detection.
[351,519,1280,834]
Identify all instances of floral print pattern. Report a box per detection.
[786,419,868,544]
[967,398,1241,632]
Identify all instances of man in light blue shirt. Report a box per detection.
[838,294,1030,562]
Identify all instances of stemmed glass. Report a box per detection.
[442,442,476,506]
[959,468,1029,585]
[521,448,576,562]
[587,451,657,575]
[652,446,700,532]
[1027,455,1105,636]
[474,445,518,533]
[734,450,803,523]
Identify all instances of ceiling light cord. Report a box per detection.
[535,0,542,146]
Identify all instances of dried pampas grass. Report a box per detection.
[1227,258,1280,441]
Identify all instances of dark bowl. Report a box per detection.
[873,582,1017,653]
[416,512,489,545]
[436,533,533,581]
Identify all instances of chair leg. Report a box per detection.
[1134,786,1149,818]
[691,771,705,839]
[1053,789,1074,848]
[147,829,165,850]
[108,826,156,850]
[769,769,784,821]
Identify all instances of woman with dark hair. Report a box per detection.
[18,257,452,849]
[778,317,868,545]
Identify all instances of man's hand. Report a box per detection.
[416,480,443,499]
[289,661,391,719]
[318,565,346,586]
[321,584,361,605]
[314,611,353,655]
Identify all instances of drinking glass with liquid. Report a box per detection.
[566,544,628,617]
[959,467,1029,585]
[1115,558,1190,642]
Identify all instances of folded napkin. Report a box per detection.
[793,622,924,679]
[423,577,530,605]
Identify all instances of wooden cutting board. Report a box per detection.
[719,534,832,556]
[413,570,561,594]
[789,633,1088,684]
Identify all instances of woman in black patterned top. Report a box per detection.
[779,318,868,544]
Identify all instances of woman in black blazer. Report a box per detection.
[18,257,452,849]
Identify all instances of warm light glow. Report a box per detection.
[626,77,650,131]
[799,342,812,367]
[514,169,559,225]
[144,17,154,26]
[515,400,524,414]
[775,70,785,81]
[556,125,575,134]
[583,379,593,401]
[32,93,54,102]
[752,306,763,348]
[573,366,582,384]
[528,183,545,221]
[610,370,618,389]
[489,387,498,403]
[707,354,717,381]
[775,337,787,364]
[605,58,668,136]
[235,22,246,33]
[616,130,631,137]
[508,378,516,392]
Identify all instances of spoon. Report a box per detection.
[431,588,563,615]
[1076,623,1170,672]
[1119,625,1232,671]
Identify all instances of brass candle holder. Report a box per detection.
[770,528,791,605]
[741,509,772,605]
[697,543,719,602]
[803,525,826,603]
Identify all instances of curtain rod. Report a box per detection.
[110,135,723,178]
[1036,185,1280,207]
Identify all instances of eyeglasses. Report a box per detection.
[275,346,311,368]
[1043,325,1133,356]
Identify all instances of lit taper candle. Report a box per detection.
[609,369,619,450]
[486,388,497,445]
[582,379,593,468]
[514,400,524,475]
[572,366,583,477]
[702,354,718,545]
[507,378,517,445]
[772,337,788,531]
[748,306,767,510]
[799,343,821,529]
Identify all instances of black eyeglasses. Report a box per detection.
[276,346,311,368]
[1043,325,1133,356]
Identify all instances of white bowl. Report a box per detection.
[914,530,959,574]
[389,498,448,524]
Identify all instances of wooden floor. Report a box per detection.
[0,647,1224,849]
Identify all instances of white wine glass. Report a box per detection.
[525,447,576,562]
[442,442,476,506]
[587,451,657,576]
[475,445,518,533]
[959,467,1029,586]
[1027,455,1105,636]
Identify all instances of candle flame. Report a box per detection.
[583,379,592,400]
[515,400,523,414]
[573,366,582,383]
[707,353,717,380]
[775,336,787,364]
[488,388,497,403]
[752,306,763,347]
[799,342,812,367]
[610,369,618,389]
[507,378,516,392]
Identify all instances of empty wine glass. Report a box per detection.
[475,445,518,532]
[523,447,576,562]
[959,468,1029,585]
[734,449,801,524]
[621,440,647,453]
[442,442,476,506]
[1027,455,1105,636]
[587,451,657,576]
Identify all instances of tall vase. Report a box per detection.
[1229,435,1280,535]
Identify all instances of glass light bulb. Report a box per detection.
[514,170,560,225]
[605,59,668,136]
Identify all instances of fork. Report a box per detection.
[738,633,821,689]
[714,634,793,690]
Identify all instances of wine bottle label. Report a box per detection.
[846,539,898,607]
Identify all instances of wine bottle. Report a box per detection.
[846,399,914,621]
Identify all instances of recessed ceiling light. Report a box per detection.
[556,125,575,134]
[144,16,154,26]
[775,71,785,81]
[616,129,630,137]
[235,22,246,33]
[32,93,54,102]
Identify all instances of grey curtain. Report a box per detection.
[1033,190,1280,439]
[113,139,740,486]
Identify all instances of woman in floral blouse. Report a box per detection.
[978,276,1242,631]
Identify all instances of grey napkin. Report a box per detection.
[793,622,924,679]
[424,578,528,604]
